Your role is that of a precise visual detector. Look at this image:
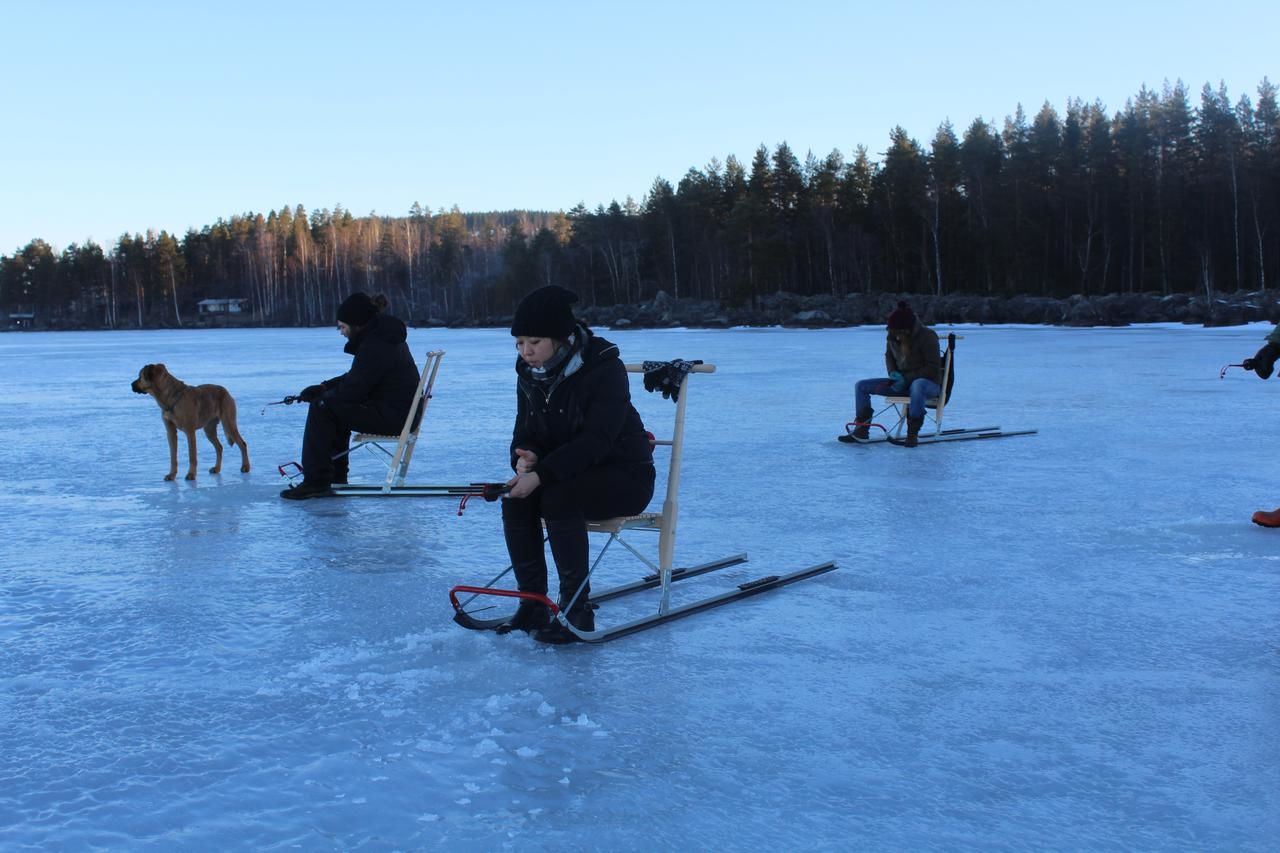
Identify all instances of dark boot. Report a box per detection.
[904,415,924,448]
[495,512,550,634]
[852,407,873,440]
[495,598,551,635]
[280,480,335,500]
[533,516,594,644]
[533,598,595,644]
[839,407,873,443]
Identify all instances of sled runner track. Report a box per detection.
[451,553,749,631]
[885,427,1039,445]
[569,561,837,643]
[840,425,1038,445]
[451,560,836,642]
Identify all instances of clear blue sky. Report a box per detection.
[2,0,1276,255]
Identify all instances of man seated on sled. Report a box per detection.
[849,301,941,448]
[281,292,419,499]
[499,285,656,643]
[1241,325,1280,527]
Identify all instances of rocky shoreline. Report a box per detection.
[537,290,1280,331]
[20,289,1280,332]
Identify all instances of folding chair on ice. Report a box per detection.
[450,359,836,643]
[329,349,444,495]
[874,333,959,441]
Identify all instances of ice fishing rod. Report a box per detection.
[1219,363,1246,379]
[261,395,301,415]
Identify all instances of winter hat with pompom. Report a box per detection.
[887,301,916,331]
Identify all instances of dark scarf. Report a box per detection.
[520,326,586,393]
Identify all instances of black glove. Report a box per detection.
[642,359,704,402]
[1244,342,1280,379]
[298,384,327,402]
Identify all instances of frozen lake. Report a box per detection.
[1,322,1277,850]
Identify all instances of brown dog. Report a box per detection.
[131,363,251,481]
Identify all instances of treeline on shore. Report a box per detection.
[3,78,1278,331]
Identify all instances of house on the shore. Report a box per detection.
[4,309,35,330]
[197,298,250,316]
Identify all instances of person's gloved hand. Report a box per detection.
[298,384,327,403]
[889,371,907,393]
[1243,342,1280,379]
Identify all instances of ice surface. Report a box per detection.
[2,324,1278,850]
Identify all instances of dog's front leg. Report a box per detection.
[164,419,179,481]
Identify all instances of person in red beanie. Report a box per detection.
[499,284,656,643]
[843,301,942,447]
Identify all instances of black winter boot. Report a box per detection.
[839,407,874,443]
[852,407,873,440]
[280,480,336,500]
[904,415,925,448]
[496,513,550,634]
[495,599,551,635]
[533,598,596,644]
[533,516,594,643]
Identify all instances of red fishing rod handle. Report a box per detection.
[456,484,510,515]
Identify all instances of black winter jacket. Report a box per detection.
[511,327,653,487]
[323,312,419,422]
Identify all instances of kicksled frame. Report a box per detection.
[840,333,1037,446]
[449,359,837,643]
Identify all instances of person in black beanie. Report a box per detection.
[840,300,942,447]
[499,284,656,643]
[281,292,420,499]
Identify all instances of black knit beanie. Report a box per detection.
[337,292,377,326]
[511,285,579,339]
[887,301,916,331]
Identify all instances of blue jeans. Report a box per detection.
[854,377,942,420]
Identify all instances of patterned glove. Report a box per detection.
[642,359,704,403]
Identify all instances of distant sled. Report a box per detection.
[450,360,837,643]
[838,333,1037,446]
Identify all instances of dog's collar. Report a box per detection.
[163,387,187,414]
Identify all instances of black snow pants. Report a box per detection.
[300,398,405,486]
[501,462,656,607]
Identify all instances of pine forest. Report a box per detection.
[3,80,1278,329]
